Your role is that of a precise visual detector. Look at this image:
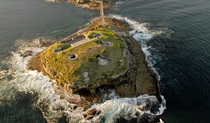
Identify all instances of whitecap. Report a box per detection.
[89,90,166,123]
[133,33,153,41]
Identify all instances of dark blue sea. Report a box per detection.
[0,0,210,122]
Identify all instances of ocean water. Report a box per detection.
[0,0,210,123]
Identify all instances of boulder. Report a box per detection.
[83,72,89,78]
[77,0,89,4]
[20,50,33,57]
[97,58,108,65]
[84,78,90,82]
[87,108,97,116]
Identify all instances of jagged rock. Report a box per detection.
[77,0,89,4]
[87,108,97,116]
[20,50,32,57]
[0,70,7,77]
[83,113,87,118]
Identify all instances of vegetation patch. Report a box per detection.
[39,27,128,91]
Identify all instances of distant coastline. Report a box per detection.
[45,0,120,10]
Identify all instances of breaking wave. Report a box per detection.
[113,1,125,9]
[111,14,170,81]
[1,19,167,122]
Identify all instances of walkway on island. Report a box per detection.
[70,38,90,47]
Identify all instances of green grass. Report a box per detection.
[40,27,128,87]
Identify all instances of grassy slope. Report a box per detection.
[40,27,128,87]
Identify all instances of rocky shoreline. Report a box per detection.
[46,0,120,10]
[27,17,161,106]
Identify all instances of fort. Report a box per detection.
[27,0,160,107]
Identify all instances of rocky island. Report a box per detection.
[26,1,164,122]
[28,16,161,104]
[29,21,128,93]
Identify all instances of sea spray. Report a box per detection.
[89,90,166,123]
[111,14,164,81]
[113,1,125,9]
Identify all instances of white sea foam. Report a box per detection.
[114,1,125,9]
[6,24,166,122]
[45,0,56,3]
[9,39,85,122]
[133,33,153,40]
[111,14,162,81]
[89,90,166,123]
